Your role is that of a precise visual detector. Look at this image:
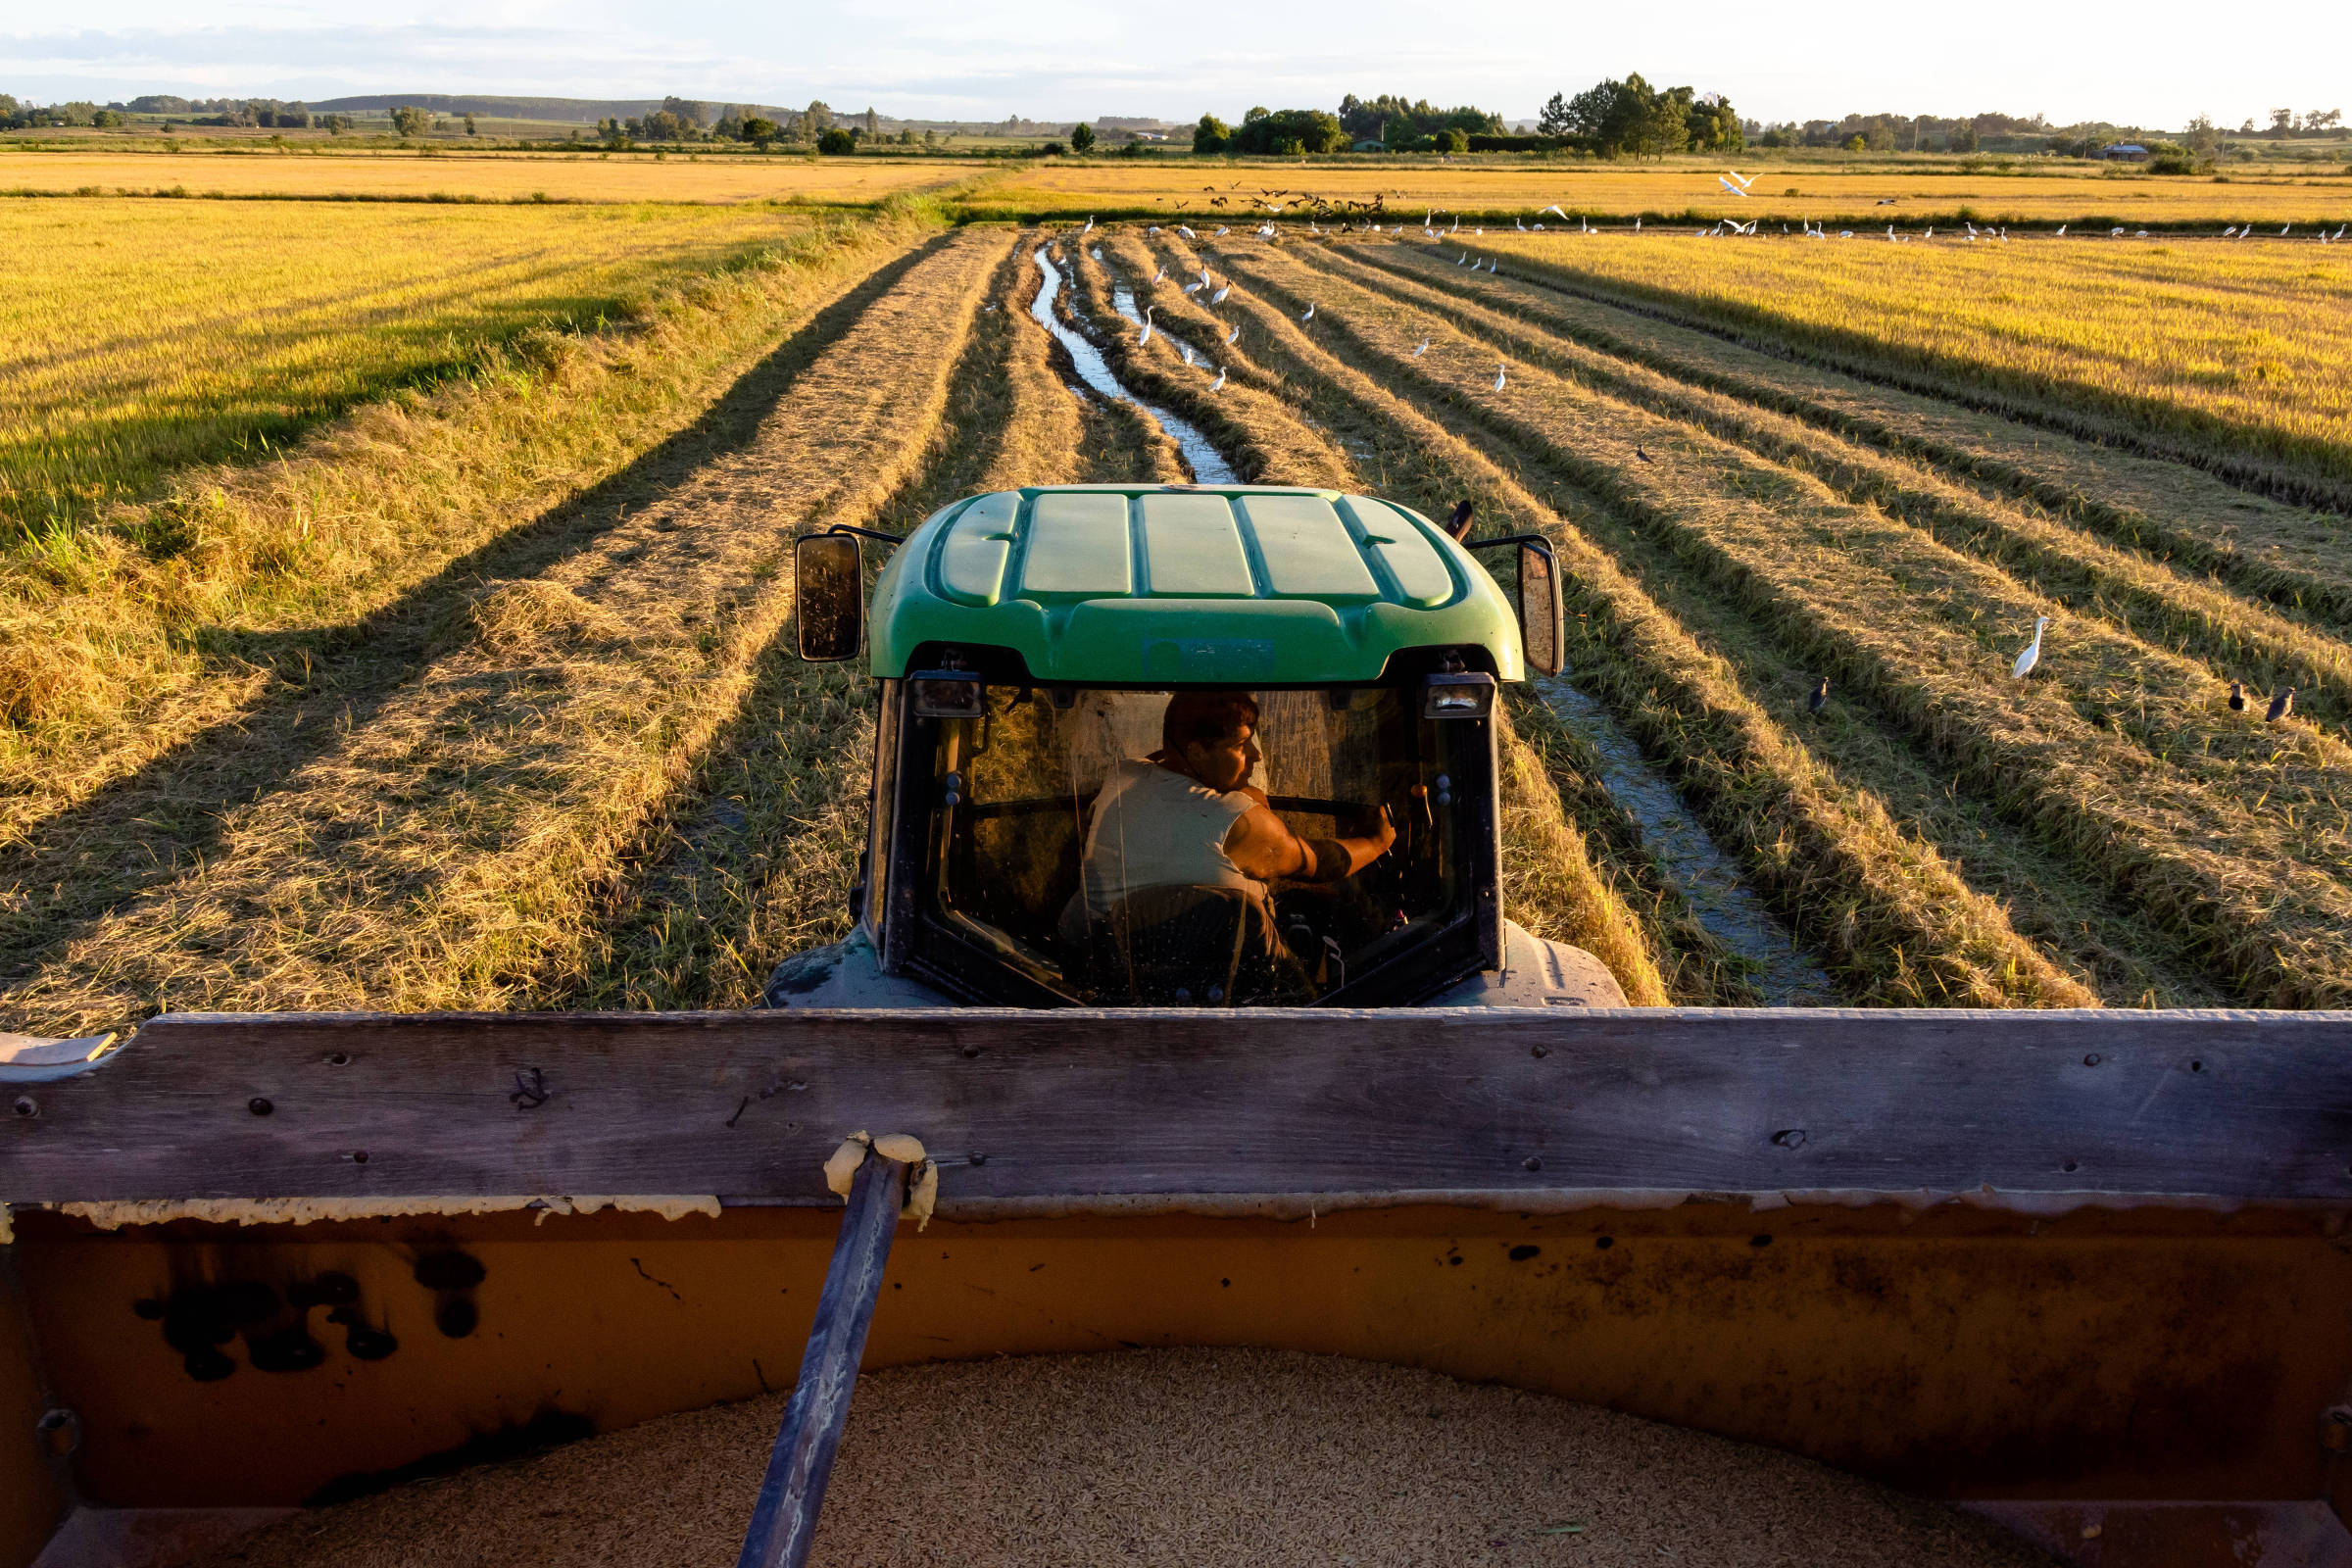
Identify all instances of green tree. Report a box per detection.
[1230,107,1348,155]
[1844,133,1868,153]
[464,113,478,136]
[817,125,856,155]
[1686,94,1742,152]
[390,105,429,138]
[743,117,778,148]
[806,101,835,133]
[1070,122,1097,152]
[2185,114,2221,170]
[1194,114,1231,154]
[1537,93,1573,137]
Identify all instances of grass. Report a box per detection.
[976,157,2352,226]
[0,227,1004,1034]
[0,201,936,853]
[0,198,825,536]
[1342,240,2352,628]
[0,149,967,206]
[1477,232,2352,503]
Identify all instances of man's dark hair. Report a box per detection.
[1162,692,1259,754]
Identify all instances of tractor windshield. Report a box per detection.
[907,685,1488,1005]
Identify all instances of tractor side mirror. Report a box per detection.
[795,533,864,662]
[1515,541,1563,676]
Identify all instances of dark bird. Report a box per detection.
[1807,677,1829,715]
[2228,680,2246,711]
[2268,688,2295,722]
[1445,500,1475,541]
[1635,448,1654,464]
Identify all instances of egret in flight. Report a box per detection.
[1542,204,1569,220]
[1717,175,1748,198]
[1724,169,1757,188]
[2011,617,2051,679]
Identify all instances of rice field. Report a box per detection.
[4,173,2350,1031]
[982,159,2352,226]
[0,198,824,534]
[0,149,965,206]
[1475,232,2352,499]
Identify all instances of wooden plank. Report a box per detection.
[736,1151,906,1568]
[4,1008,2352,1209]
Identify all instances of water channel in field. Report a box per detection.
[1029,245,1236,485]
[1533,675,1838,1006]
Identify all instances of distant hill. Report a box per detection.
[309,94,800,123]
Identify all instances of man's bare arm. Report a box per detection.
[1225,804,1395,883]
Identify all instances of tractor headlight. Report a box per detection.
[909,672,985,718]
[1420,672,1495,719]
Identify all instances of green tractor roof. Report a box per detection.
[867,485,1524,684]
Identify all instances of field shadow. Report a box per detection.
[0,233,954,989]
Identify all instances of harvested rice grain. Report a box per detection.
[194,1348,2052,1568]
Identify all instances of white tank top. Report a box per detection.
[1082,759,1261,917]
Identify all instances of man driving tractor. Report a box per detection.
[1081,693,1396,921]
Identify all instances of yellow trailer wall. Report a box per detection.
[8,1200,2348,1515]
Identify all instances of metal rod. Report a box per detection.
[735,1152,906,1568]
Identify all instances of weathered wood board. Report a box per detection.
[5,1008,2351,1210]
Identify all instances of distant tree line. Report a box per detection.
[1189,78,1739,159]
[1535,74,1742,157]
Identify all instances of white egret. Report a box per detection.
[2135,229,2147,238]
[1412,337,1430,356]
[1965,221,1977,237]
[1542,204,1569,220]
[1458,251,1468,265]
[2281,224,2291,236]
[1516,218,1526,231]
[1635,216,1642,232]
[1180,341,1195,367]
[1208,365,1227,392]
[1082,216,1094,233]
[1925,225,1935,239]
[2224,225,2237,237]
[1138,305,1155,346]
[1725,169,1756,188]
[1091,247,1102,260]
[2111,226,2125,237]
[1224,323,1239,345]
[1215,226,1230,237]
[1209,284,1229,305]
[1300,302,1316,322]
[1838,230,1853,239]
[1183,281,1203,295]
[1176,225,1197,239]
[1152,265,1167,283]
[2054,224,2065,236]
[1717,175,1748,198]
[2011,616,2051,679]
[1493,363,1507,392]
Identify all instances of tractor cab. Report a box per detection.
[768,485,1623,1009]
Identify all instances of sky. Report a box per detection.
[4,2,2345,131]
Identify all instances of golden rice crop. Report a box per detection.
[1,228,1004,1034]
[983,157,2352,225]
[1478,231,2352,496]
[0,196,818,532]
[0,148,964,207]
[1342,239,2352,625]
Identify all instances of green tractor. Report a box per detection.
[769,484,1626,1010]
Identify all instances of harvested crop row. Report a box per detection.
[1299,242,2352,738]
[1349,240,2352,629]
[561,232,1100,1009]
[1183,237,2091,1007]
[1082,227,1667,1004]
[1,203,938,857]
[1227,243,2352,1004]
[0,227,1005,1036]
[1474,235,2352,514]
